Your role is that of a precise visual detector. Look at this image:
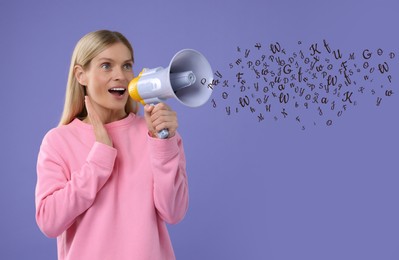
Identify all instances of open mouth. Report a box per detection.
[108,87,126,96]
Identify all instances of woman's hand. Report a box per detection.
[85,96,113,147]
[144,103,178,138]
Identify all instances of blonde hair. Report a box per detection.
[59,30,139,126]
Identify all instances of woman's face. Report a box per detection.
[79,42,134,119]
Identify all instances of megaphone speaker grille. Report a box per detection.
[168,49,213,107]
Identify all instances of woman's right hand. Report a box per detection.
[84,96,113,147]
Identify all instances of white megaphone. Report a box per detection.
[128,49,213,139]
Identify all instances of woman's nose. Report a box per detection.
[113,67,127,81]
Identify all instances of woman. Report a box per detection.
[35,30,189,260]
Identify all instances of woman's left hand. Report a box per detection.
[144,103,178,138]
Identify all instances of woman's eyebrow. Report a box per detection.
[97,57,114,62]
[97,57,133,64]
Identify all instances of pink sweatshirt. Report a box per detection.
[35,113,188,260]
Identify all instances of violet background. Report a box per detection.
[1,0,399,259]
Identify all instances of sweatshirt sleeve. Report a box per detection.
[35,135,117,238]
[149,133,189,224]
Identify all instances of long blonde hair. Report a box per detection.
[59,30,139,126]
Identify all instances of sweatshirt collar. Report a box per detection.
[71,113,137,130]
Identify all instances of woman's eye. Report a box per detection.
[123,63,133,70]
[101,63,111,70]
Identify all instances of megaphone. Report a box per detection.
[128,49,213,138]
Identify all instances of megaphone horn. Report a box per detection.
[128,49,214,138]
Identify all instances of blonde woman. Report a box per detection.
[35,30,188,260]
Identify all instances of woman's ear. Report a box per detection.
[74,65,87,86]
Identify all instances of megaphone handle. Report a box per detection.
[157,129,169,139]
[149,104,170,139]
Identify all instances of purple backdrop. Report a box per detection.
[1,0,399,259]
